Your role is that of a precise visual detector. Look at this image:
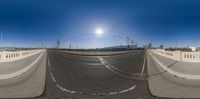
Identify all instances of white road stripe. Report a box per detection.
[98,56,147,80]
[140,52,146,78]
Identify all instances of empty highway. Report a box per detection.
[36,50,156,99]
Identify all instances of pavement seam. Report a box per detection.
[47,53,137,96]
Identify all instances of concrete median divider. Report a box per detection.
[0,49,46,98]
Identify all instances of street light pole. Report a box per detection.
[126,37,130,50]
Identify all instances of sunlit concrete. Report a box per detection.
[0,50,46,98]
[148,50,200,98]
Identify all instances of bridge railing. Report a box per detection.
[182,52,200,62]
[0,49,46,98]
[151,49,200,62]
[0,50,41,62]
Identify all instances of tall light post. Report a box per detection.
[126,37,130,50]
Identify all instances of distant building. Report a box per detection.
[160,45,164,49]
[148,43,152,49]
[196,47,200,51]
[104,45,129,49]
[103,44,138,50]
[165,47,192,52]
[56,39,60,48]
[189,47,196,52]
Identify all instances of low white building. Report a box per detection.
[189,47,196,52]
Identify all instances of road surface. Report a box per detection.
[35,50,156,99]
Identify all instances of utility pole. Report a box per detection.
[69,44,71,49]
[130,40,134,49]
[126,37,130,50]
[41,40,43,48]
[56,39,60,48]
[150,40,152,49]
[13,43,15,49]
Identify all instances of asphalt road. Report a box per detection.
[35,50,157,99]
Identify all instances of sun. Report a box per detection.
[95,28,104,36]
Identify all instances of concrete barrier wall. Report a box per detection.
[0,49,46,98]
[0,52,42,75]
[182,52,200,62]
[152,49,200,62]
[0,50,41,62]
[147,50,200,98]
[58,50,135,56]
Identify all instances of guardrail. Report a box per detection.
[151,49,200,62]
[0,50,40,62]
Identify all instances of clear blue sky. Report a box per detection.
[0,0,200,48]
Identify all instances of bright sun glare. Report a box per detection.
[95,28,104,36]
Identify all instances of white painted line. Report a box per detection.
[48,54,137,96]
[139,52,147,78]
[0,51,44,80]
[98,56,147,78]
[141,53,146,75]
[149,51,200,80]
[97,56,124,75]
[98,56,125,73]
